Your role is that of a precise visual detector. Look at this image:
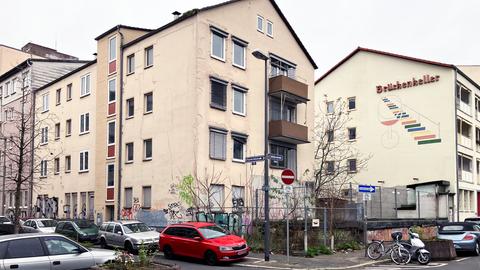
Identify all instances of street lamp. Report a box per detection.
[251,49,270,261]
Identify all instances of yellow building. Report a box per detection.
[34,0,316,225]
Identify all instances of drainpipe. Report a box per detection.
[453,68,459,222]
[116,27,125,220]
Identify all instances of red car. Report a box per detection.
[159,222,250,265]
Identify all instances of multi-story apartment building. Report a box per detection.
[0,57,87,218]
[315,47,480,221]
[34,0,316,225]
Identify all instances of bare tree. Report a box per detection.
[1,69,59,233]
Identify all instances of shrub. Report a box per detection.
[305,245,332,257]
[335,241,361,251]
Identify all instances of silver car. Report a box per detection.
[0,233,116,270]
[24,219,57,233]
[98,220,159,253]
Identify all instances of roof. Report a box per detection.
[169,222,215,228]
[35,60,97,92]
[95,24,154,41]
[406,180,450,189]
[122,0,317,69]
[0,58,90,82]
[0,232,52,241]
[104,220,143,224]
[315,47,455,84]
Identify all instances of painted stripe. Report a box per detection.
[414,134,436,140]
[401,120,416,125]
[418,138,442,145]
[282,176,295,179]
[400,114,409,118]
[404,123,421,128]
[392,110,401,114]
[409,130,432,136]
[381,119,398,126]
[407,127,426,132]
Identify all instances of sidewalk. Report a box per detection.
[242,250,387,270]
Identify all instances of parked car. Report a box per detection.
[98,220,159,253]
[159,222,250,265]
[437,222,480,255]
[0,216,12,225]
[55,220,98,242]
[0,233,115,269]
[0,224,39,235]
[24,219,57,233]
[465,217,480,225]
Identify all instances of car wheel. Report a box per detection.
[163,245,174,259]
[474,242,480,256]
[205,250,217,266]
[125,241,136,254]
[100,237,108,249]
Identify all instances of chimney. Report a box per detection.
[172,11,181,20]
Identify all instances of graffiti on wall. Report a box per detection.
[121,197,141,220]
[163,202,183,220]
[35,196,58,219]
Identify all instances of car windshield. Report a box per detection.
[198,225,228,239]
[73,220,96,229]
[39,220,57,227]
[123,223,151,234]
[440,225,468,231]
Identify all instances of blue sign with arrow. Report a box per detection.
[358,185,376,193]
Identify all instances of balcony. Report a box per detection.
[457,100,471,115]
[459,170,473,183]
[458,134,472,148]
[269,75,309,104]
[269,120,309,144]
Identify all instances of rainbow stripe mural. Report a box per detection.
[382,97,441,145]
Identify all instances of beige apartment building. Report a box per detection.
[33,0,316,225]
[315,47,480,221]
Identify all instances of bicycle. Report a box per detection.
[367,232,411,265]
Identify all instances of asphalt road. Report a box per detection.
[363,255,480,270]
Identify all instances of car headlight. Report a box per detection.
[219,246,233,251]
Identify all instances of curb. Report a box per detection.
[312,259,390,270]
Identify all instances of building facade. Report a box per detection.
[33,0,316,226]
[315,47,480,221]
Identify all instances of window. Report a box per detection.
[327,130,334,142]
[257,15,264,32]
[232,133,247,162]
[42,93,49,112]
[143,186,152,208]
[348,128,356,140]
[3,83,8,96]
[126,98,134,118]
[348,159,357,173]
[80,74,91,97]
[270,144,296,169]
[326,161,334,174]
[65,155,71,172]
[109,36,117,62]
[66,119,72,136]
[5,237,45,259]
[143,139,152,160]
[41,127,48,144]
[127,54,135,74]
[107,121,115,145]
[44,236,84,256]
[126,142,134,163]
[459,189,475,211]
[40,160,47,177]
[232,38,246,69]
[66,83,72,101]
[348,97,356,110]
[55,123,60,139]
[232,86,246,115]
[270,55,296,78]
[326,101,334,113]
[266,20,273,37]
[107,164,114,187]
[79,151,89,172]
[144,93,153,113]
[54,158,60,175]
[209,128,227,160]
[211,29,226,61]
[270,98,296,122]
[210,78,227,110]
[80,113,90,134]
[11,79,16,94]
[56,88,61,105]
[210,184,224,210]
[144,46,153,68]
[108,78,116,103]
[232,186,245,208]
[125,188,133,208]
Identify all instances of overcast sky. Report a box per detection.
[2,0,480,78]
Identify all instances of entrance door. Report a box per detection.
[106,205,114,221]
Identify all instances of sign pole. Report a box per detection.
[286,190,290,264]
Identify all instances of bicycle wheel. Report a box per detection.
[390,246,411,265]
[367,241,384,260]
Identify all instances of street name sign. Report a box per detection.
[268,153,283,161]
[245,155,265,163]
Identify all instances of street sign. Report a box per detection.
[358,185,376,193]
[312,219,320,227]
[268,153,283,161]
[283,185,293,194]
[281,169,295,185]
[363,193,372,201]
[245,155,265,163]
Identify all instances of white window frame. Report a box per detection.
[326,101,334,114]
[348,127,357,141]
[66,119,72,136]
[232,39,246,69]
[126,98,134,118]
[54,123,60,140]
[66,83,72,101]
[65,155,71,173]
[42,93,49,112]
[106,163,115,188]
[79,113,90,134]
[348,97,356,110]
[210,29,226,62]
[79,150,89,172]
[266,20,273,37]
[107,120,116,148]
[108,78,116,104]
[144,46,154,68]
[232,135,246,162]
[143,138,153,161]
[144,92,153,114]
[108,36,117,63]
[126,142,134,163]
[40,127,48,145]
[348,159,357,173]
[80,73,91,97]
[127,54,135,74]
[257,15,264,33]
[40,160,47,177]
[232,86,246,116]
[11,78,16,95]
[54,158,60,175]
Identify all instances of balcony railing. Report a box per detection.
[457,100,472,115]
[458,134,472,148]
[269,75,309,104]
[269,120,309,144]
[459,170,473,183]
